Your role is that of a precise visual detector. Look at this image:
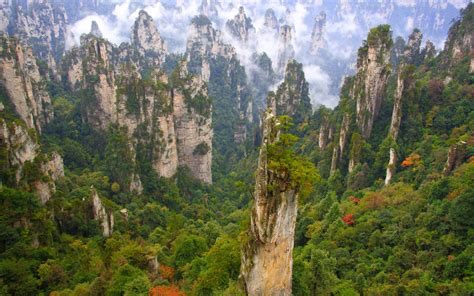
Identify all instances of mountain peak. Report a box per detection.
[90,20,102,38]
[131,9,167,66]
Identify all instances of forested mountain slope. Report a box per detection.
[0,1,472,296]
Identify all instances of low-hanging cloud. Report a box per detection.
[68,0,470,108]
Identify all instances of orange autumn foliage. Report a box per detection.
[159,265,175,282]
[401,153,421,167]
[342,214,355,225]
[149,285,185,296]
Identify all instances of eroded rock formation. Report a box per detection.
[354,25,392,139]
[0,36,53,132]
[226,6,255,43]
[240,108,296,296]
[90,188,114,237]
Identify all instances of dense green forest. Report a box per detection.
[0,2,473,296]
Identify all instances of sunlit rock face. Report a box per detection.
[131,10,168,69]
[354,25,392,139]
[0,36,53,133]
[173,61,213,184]
[240,108,296,296]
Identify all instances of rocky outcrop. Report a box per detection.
[90,188,114,237]
[0,36,53,132]
[443,141,467,176]
[421,40,437,60]
[384,148,397,185]
[319,115,330,150]
[441,3,473,69]
[274,60,312,122]
[186,14,253,146]
[173,61,212,184]
[310,12,327,54]
[240,108,296,296]
[9,2,71,75]
[403,29,423,65]
[277,25,295,74]
[79,34,117,130]
[0,119,39,183]
[354,25,392,139]
[131,10,167,69]
[226,6,255,43]
[385,33,417,185]
[90,20,103,38]
[33,152,64,203]
[330,113,350,175]
[186,15,235,79]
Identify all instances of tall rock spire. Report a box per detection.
[131,10,167,68]
[226,6,255,43]
[354,25,392,139]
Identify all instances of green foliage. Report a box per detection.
[267,116,320,198]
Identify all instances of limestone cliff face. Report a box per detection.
[0,36,53,133]
[385,31,419,185]
[330,113,350,175]
[226,6,255,43]
[186,15,253,145]
[79,34,117,130]
[173,62,212,184]
[310,12,327,54]
[443,141,467,176]
[421,40,437,60]
[0,119,39,183]
[277,25,295,73]
[240,109,296,296]
[403,29,423,65]
[131,10,168,69]
[61,17,213,184]
[319,115,331,150]
[115,69,178,180]
[274,60,312,122]
[10,2,71,76]
[186,15,235,80]
[34,152,64,203]
[90,188,114,237]
[441,3,473,69]
[354,25,392,139]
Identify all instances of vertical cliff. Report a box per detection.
[9,2,71,76]
[277,25,295,74]
[79,34,117,130]
[385,30,419,185]
[131,10,168,70]
[330,113,350,175]
[226,6,255,43]
[240,108,295,296]
[0,35,53,133]
[172,61,212,184]
[274,60,312,123]
[353,25,392,139]
[90,187,114,237]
